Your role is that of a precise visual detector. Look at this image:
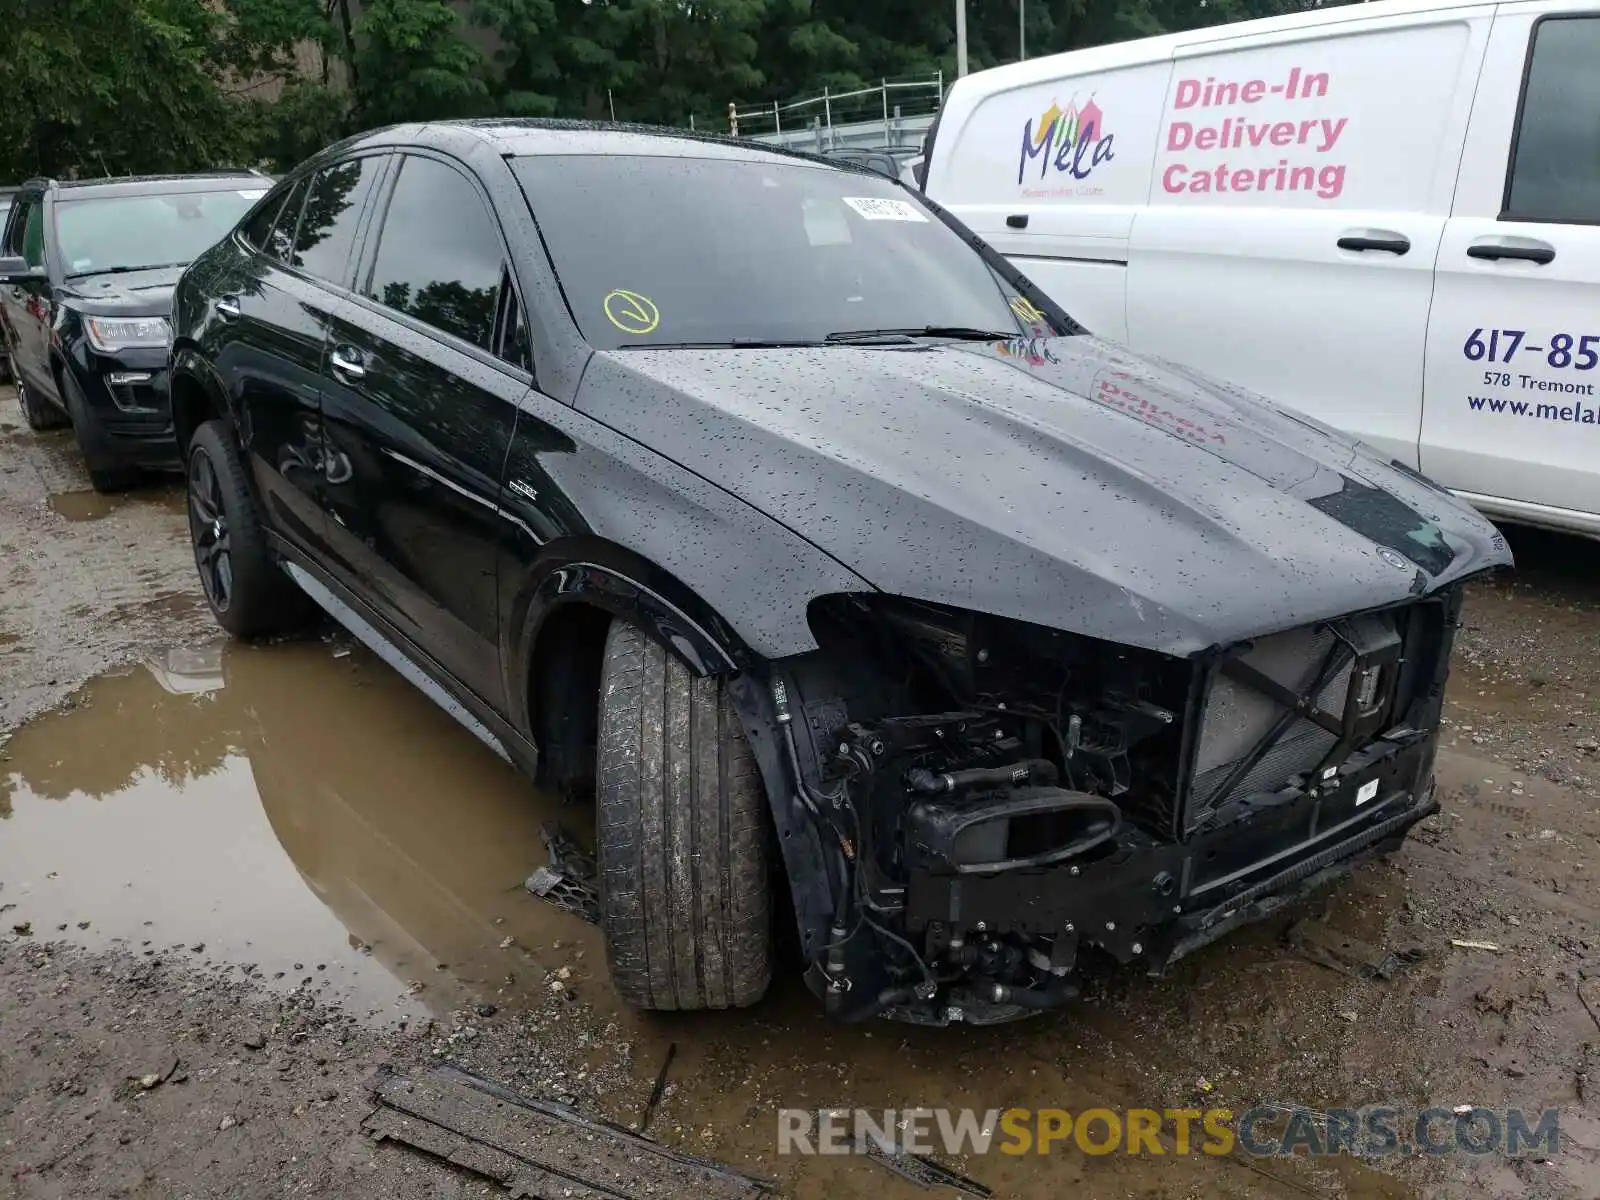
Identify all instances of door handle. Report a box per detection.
[1006,213,1030,229]
[329,346,366,382]
[214,296,240,319]
[1337,229,1410,255]
[1466,237,1555,265]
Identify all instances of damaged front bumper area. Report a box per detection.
[767,587,1463,1025]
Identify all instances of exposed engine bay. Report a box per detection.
[758,590,1459,1025]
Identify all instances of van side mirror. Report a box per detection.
[0,255,43,283]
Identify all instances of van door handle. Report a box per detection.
[1006,213,1030,229]
[329,346,366,382]
[1336,230,1410,255]
[1466,237,1555,265]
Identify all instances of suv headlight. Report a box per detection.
[84,316,171,352]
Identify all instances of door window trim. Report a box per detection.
[351,148,535,384]
[1499,11,1600,227]
[239,152,394,294]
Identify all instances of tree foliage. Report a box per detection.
[0,0,1350,181]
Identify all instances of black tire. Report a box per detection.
[186,418,312,638]
[595,618,772,1011]
[16,376,67,432]
[59,370,136,492]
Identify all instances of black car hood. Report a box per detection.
[60,265,183,316]
[577,335,1510,657]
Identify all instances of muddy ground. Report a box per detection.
[3,385,1600,1200]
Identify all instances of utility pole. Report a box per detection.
[956,0,969,77]
[1019,0,1027,61]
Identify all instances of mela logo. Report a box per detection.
[1018,95,1115,186]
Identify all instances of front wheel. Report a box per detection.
[17,376,67,432]
[594,618,773,1011]
[186,419,312,638]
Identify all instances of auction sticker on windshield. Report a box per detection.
[841,197,927,222]
[603,289,660,335]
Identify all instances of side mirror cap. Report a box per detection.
[0,255,42,283]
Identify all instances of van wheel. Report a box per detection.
[186,419,312,638]
[595,618,772,1010]
[17,378,66,432]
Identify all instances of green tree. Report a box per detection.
[352,0,490,126]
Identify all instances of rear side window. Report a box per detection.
[263,177,311,265]
[3,196,37,258]
[1505,17,1600,222]
[291,156,382,284]
[240,186,292,251]
[21,203,44,267]
[364,155,504,351]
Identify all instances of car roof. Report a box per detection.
[334,118,849,171]
[20,172,268,199]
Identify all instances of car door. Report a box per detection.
[1,192,51,395]
[1419,6,1600,529]
[204,156,387,555]
[1125,8,1493,467]
[317,152,527,712]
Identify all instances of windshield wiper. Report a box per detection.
[64,262,187,279]
[824,325,1020,344]
[618,338,827,350]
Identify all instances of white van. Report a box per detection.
[924,0,1600,539]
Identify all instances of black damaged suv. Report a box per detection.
[169,121,1509,1025]
[0,172,269,490]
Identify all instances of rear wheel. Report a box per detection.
[16,377,67,432]
[186,418,312,638]
[594,618,773,1010]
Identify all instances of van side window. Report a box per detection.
[1506,17,1600,223]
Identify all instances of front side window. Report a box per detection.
[4,196,40,262]
[510,154,1067,350]
[291,157,382,283]
[364,155,504,351]
[1506,16,1600,222]
[53,185,268,276]
[22,203,44,268]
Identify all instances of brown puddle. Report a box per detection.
[46,487,186,523]
[0,638,605,1022]
[3,638,1549,1198]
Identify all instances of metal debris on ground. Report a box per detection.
[1285,919,1426,981]
[1450,939,1502,952]
[639,1041,677,1134]
[855,1135,992,1197]
[362,1063,775,1199]
[524,823,600,925]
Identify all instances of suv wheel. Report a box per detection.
[186,418,312,638]
[595,618,773,1010]
[60,371,136,492]
[17,377,66,432]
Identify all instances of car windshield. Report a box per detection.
[54,186,268,276]
[510,153,1068,350]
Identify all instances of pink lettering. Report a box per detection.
[1241,80,1265,103]
[1175,78,1201,109]
[1195,127,1217,151]
[1161,163,1187,193]
[1270,121,1295,147]
[1167,121,1193,151]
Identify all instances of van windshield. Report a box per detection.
[55,187,266,277]
[511,153,1068,350]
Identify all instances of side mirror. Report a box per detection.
[0,255,42,283]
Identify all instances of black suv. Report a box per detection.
[0,172,271,490]
[170,120,1508,1025]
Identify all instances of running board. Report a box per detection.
[282,562,512,763]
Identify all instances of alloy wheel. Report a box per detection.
[188,448,233,612]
